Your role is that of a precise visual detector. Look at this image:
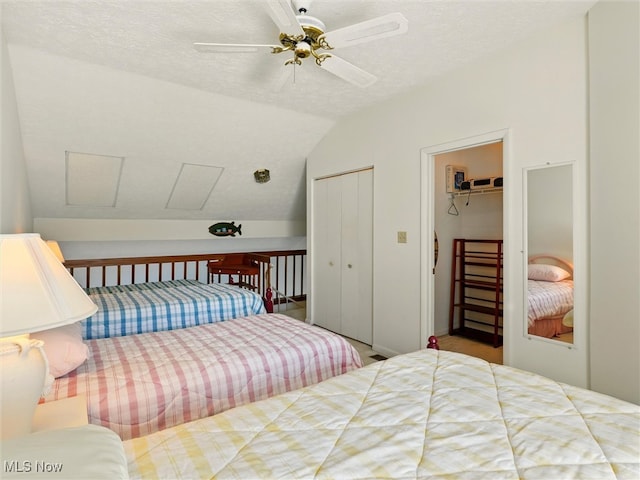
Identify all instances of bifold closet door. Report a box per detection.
[312,175,342,334]
[312,169,373,345]
[340,169,373,344]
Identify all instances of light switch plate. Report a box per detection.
[397,231,407,243]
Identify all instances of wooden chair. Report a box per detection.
[207,254,273,313]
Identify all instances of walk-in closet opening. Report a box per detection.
[421,135,506,359]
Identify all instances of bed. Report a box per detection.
[122,345,640,479]
[527,254,574,338]
[64,253,275,339]
[82,279,266,339]
[41,313,362,440]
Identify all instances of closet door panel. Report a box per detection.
[340,170,373,344]
[312,176,342,333]
[339,172,360,340]
[312,169,373,344]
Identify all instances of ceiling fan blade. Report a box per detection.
[319,12,408,49]
[319,54,377,88]
[194,43,278,53]
[264,0,305,36]
[273,65,294,91]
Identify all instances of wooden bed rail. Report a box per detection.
[65,253,233,286]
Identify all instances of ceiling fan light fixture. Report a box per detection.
[294,40,312,58]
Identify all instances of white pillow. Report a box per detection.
[31,323,89,378]
[528,263,571,282]
[1,425,129,479]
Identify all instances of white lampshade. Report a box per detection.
[0,233,97,337]
[45,240,65,263]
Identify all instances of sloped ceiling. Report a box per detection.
[1,0,596,221]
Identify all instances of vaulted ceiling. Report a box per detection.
[1,0,596,221]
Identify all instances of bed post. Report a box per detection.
[264,288,274,313]
[262,263,274,313]
[426,335,440,350]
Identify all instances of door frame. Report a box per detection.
[419,129,510,350]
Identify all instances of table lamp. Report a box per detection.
[45,240,65,263]
[0,233,98,439]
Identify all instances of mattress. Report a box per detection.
[81,279,266,339]
[45,313,362,440]
[125,349,640,479]
[527,278,574,326]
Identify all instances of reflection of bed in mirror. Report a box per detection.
[527,255,574,339]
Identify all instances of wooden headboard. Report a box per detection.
[528,254,574,279]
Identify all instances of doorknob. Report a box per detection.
[329,261,334,266]
[347,264,353,268]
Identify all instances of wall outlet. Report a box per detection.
[397,231,407,243]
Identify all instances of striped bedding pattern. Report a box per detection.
[45,313,362,440]
[527,279,574,326]
[124,349,640,479]
[81,279,266,339]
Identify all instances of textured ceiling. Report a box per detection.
[1,0,597,221]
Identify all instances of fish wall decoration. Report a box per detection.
[209,221,242,237]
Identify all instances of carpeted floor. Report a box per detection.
[276,302,503,365]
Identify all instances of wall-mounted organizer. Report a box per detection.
[454,177,503,196]
[448,238,503,347]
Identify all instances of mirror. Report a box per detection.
[525,164,574,344]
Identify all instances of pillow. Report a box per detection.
[562,309,574,327]
[528,263,571,282]
[31,322,89,378]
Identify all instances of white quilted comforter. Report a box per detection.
[125,349,640,479]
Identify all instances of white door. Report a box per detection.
[340,170,373,344]
[312,169,373,344]
[312,176,342,333]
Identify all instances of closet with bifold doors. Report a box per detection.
[312,168,373,344]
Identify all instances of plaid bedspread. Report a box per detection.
[45,313,362,440]
[527,279,574,326]
[81,279,265,339]
[125,349,640,479]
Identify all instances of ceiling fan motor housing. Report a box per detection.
[296,14,326,38]
[279,12,327,60]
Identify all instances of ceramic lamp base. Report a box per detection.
[0,336,48,440]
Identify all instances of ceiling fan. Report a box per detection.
[194,0,408,88]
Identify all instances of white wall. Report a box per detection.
[588,0,639,404]
[53,236,306,261]
[308,14,589,385]
[0,27,32,233]
[34,217,306,260]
